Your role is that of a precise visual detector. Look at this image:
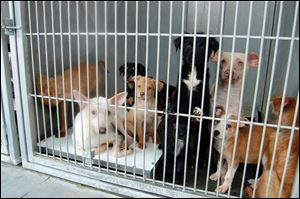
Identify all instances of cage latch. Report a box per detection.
[1,18,22,35]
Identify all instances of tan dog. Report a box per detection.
[210,52,259,116]
[211,106,275,193]
[245,96,299,198]
[36,61,104,137]
[126,76,164,149]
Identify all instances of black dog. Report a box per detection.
[157,33,219,185]
[119,63,176,111]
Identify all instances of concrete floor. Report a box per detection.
[1,162,121,198]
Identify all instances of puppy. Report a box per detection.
[210,52,259,116]
[157,33,219,184]
[211,106,274,193]
[35,61,104,137]
[126,75,164,149]
[119,62,176,111]
[245,96,299,198]
[73,90,132,157]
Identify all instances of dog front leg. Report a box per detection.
[136,119,145,149]
[215,160,238,194]
[59,102,66,137]
[210,158,222,181]
[111,136,133,158]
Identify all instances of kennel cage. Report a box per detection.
[1,1,21,165]
[1,1,299,198]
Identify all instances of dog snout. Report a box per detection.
[140,92,145,97]
[99,127,107,134]
[214,130,220,137]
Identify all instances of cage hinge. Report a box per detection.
[1,18,22,35]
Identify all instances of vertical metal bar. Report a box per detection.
[35,1,48,156]
[172,1,186,187]
[96,1,102,173]
[227,1,253,196]
[104,1,109,172]
[152,1,161,183]
[43,1,55,159]
[133,0,139,179]
[183,1,200,190]
[215,2,239,197]
[162,0,173,185]
[124,0,128,176]
[204,1,225,193]
[239,2,268,197]
[291,159,299,198]
[85,1,92,169]
[114,0,119,174]
[51,1,62,160]
[59,1,69,162]
[76,1,85,167]
[28,1,42,156]
[265,1,298,196]
[68,1,76,164]
[252,2,284,197]
[278,93,299,197]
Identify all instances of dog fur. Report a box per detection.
[73,90,132,157]
[35,61,104,137]
[210,52,259,116]
[245,96,299,198]
[126,75,164,149]
[157,33,219,184]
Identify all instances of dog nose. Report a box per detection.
[214,130,220,136]
[140,92,145,96]
[99,128,106,134]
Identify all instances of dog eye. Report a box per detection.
[91,110,96,115]
[221,60,226,64]
[138,85,141,88]
[226,124,232,129]
[148,87,152,90]
[238,61,243,65]
[108,111,111,115]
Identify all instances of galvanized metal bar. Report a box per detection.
[162,0,173,185]
[172,1,186,187]
[24,32,300,41]
[204,1,225,193]
[124,0,128,176]
[133,0,139,179]
[142,1,150,181]
[152,1,161,183]
[227,1,254,196]
[67,1,77,164]
[113,0,119,174]
[252,2,284,197]
[278,93,299,197]
[239,2,268,197]
[35,1,48,156]
[265,1,298,196]
[183,1,199,190]
[215,2,239,197]
[27,1,42,156]
[43,1,55,159]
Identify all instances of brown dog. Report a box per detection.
[245,96,299,198]
[35,61,104,137]
[126,75,164,149]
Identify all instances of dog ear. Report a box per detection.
[209,38,220,63]
[271,96,291,114]
[238,116,249,128]
[215,105,225,118]
[247,52,259,68]
[110,92,128,106]
[73,90,89,108]
[129,75,141,82]
[174,37,182,52]
[157,81,164,92]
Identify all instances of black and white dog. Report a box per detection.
[157,33,219,184]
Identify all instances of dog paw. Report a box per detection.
[192,107,203,122]
[215,184,228,194]
[248,179,255,187]
[209,173,219,181]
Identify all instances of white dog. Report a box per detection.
[73,90,132,157]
